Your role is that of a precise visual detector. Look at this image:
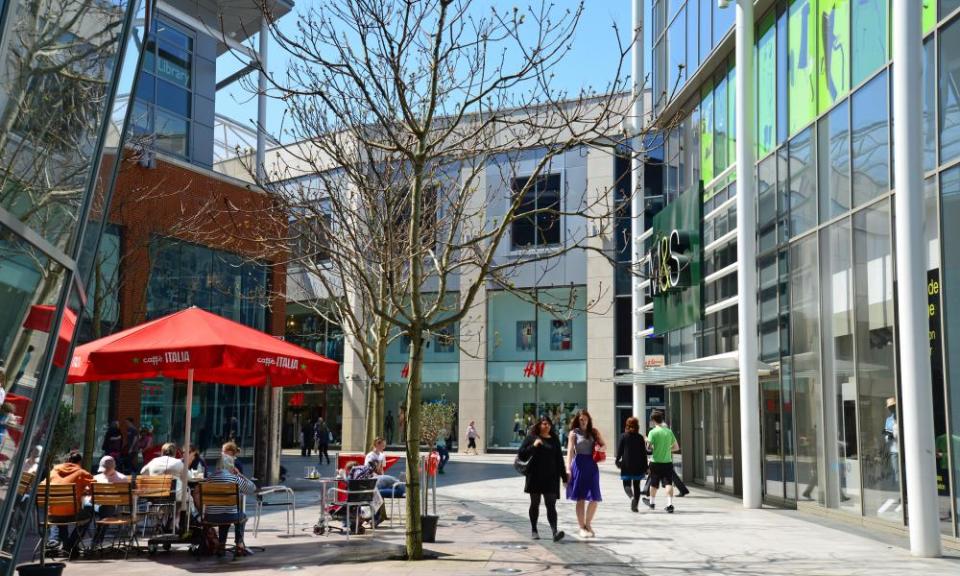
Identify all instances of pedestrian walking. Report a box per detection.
[301,419,315,457]
[517,415,567,542]
[466,420,479,455]
[565,410,604,538]
[615,416,648,512]
[642,410,680,513]
[315,417,331,465]
[385,411,395,445]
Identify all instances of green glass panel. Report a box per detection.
[924,0,937,34]
[758,11,777,158]
[818,0,849,113]
[715,74,728,174]
[728,65,736,165]
[701,82,715,184]
[789,0,818,136]
[852,0,888,87]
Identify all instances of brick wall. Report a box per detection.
[106,154,288,425]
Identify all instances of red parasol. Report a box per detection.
[67,306,339,386]
[67,306,340,509]
[22,304,78,368]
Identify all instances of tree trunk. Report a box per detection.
[82,381,100,470]
[404,328,425,559]
[364,376,377,451]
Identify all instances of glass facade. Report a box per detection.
[132,17,193,158]
[486,288,586,449]
[644,0,960,539]
[0,0,144,568]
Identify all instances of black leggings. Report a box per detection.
[528,493,558,532]
[623,479,642,498]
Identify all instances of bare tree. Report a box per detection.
[218,0,641,558]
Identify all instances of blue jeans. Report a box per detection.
[436,446,449,470]
[206,512,246,545]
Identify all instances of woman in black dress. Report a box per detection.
[615,416,648,512]
[518,415,567,542]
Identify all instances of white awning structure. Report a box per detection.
[612,352,775,387]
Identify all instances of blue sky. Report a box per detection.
[215,1,639,143]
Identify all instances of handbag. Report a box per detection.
[513,453,531,475]
[592,444,606,463]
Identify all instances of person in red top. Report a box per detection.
[49,451,94,556]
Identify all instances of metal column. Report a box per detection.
[256,16,268,182]
[734,0,761,509]
[892,0,942,558]
[631,0,647,426]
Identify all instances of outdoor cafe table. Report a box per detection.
[302,477,340,534]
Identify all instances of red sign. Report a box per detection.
[523,361,545,378]
[288,392,305,407]
[401,363,409,379]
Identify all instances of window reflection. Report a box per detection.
[851,71,889,207]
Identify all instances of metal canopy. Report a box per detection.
[612,351,774,387]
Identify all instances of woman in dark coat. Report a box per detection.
[615,416,648,512]
[517,415,567,542]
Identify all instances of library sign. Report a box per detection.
[649,187,702,334]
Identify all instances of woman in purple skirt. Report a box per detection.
[565,410,605,538]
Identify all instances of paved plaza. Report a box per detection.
[48,453,960,576]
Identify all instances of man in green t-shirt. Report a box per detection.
[642,410,679,513]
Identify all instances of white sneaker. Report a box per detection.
[585,528,596,538]
[578,528,590,539]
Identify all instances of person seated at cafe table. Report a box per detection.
[205,454,256,557]
[221,441,243,475]
[364,437,387,475]
[49,451,94,558]
[89,455,129,546]
[187,445,206,478]
[140,442,188,505]
[340,462,386,530]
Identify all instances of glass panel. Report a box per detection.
[788,0,817,136]
[704,388,715,486]
[763,376,785,499]
[851,71,889,207]
[757,10,777,158]
[156,79,191,117]
[820,218,860,513]
[818,100,851,222]
[699,0,712,65]
[939,17,960,165]
[701,82,715,184]
[923,38,937,173]
[782,357,798,499]
[715,0,735,43]
[154,108,189,157]
[851,0,888,87]
[792,235,823,504]
[853,201,900,521]
[136,71,155,102]
[817,0,849,113]
[0,0,136,255]
[719,386,736,492]
[156,19,192,52]
[924,176,953,535]
[668,5,686,96]
[536,175,561,246]
[156,41,191,88]
[728,65,736,165]
[777,5,789,146]
[760,254,780,361]
[0,227,68,555]
[687,0,699,73]
[715,72,728,174]
[758,155,777,252]
[942,0,960,21]
[938,167,960,537]
[788,127,816,237]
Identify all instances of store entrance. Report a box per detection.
[684,382,741,495]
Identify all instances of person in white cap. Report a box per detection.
[94,455,129,484]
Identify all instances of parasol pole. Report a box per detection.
[180,368,195,527]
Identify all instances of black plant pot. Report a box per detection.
[16,563,66,576]
[421,514,439,543]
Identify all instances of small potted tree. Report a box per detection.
[418,401,456,543]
